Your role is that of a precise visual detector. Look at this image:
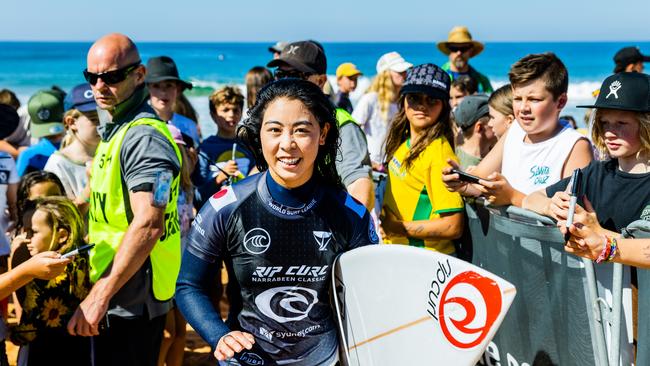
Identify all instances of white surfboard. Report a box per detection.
[332,245,516,366]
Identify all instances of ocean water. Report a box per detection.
[1,41,648,135]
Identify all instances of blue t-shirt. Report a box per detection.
[16,138,60,177]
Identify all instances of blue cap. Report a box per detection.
[64,83,97,112]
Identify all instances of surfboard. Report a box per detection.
[332,245,516,366]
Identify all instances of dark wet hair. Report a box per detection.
[237,78,342,189]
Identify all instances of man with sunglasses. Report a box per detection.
[437,26,493,94]
[67,33,182,366]
[267,41,375,211]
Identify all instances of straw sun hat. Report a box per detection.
[437,26,485,58]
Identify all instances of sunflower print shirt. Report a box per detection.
[11,254,91,345]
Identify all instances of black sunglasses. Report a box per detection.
[274,68,313,81]
[83,61,141,86]
[447,45,473,53]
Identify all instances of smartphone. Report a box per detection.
[61,243,95,259]
[451,169,482,184]
[152,170,173,207]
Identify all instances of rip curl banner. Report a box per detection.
[332,245,516,365]
[466,203,633,366]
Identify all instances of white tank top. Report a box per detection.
[502,121,584,194]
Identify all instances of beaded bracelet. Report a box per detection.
[595,235,612,264]
[606,237,618,262]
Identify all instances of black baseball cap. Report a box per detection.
[578,72,650,112]
[0,104,20,140]
[145,56,193,90]
[614,47,650,67]
[400,63,451,101]
[267,41,327,75]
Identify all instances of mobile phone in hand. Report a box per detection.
[451,169,482,184]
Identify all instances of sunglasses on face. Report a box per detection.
[83,61,141,86]
[274,68,313,81]
[447,45,473,53]
[406,93,439,107]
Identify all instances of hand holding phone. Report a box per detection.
[450,169,483,184]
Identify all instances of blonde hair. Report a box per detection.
[33,196,85,254]
[488,84,513,117]
[209,86,244,113]
[591,109,650,157]
[60,109,83,149]
[367,70,397,123]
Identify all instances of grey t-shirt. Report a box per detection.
[96,86,181,319]
[335,122,372,187]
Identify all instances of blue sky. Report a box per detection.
[4,0,649,42]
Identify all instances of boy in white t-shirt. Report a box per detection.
[443,52,593,206]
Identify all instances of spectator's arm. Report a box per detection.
[561,138,593,178]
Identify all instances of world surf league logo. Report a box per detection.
[426,259,503,349]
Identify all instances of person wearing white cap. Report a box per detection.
[352,51,413,169]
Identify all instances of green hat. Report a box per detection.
[28,89,65,138]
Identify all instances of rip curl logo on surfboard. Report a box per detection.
[427,260,503,349]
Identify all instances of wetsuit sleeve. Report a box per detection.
[342,193,379,249]
[176,196,235,349]
[176,250,229,349]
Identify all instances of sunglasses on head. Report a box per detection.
[83,61,141,86]
[447,45,473,53]
[274,68,313,81]
[406,93,439,107]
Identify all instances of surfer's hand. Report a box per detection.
[215,331,255,361]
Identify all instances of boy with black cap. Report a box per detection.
[613,46,650,73]
[268,40,375,210]
[16,89,66,176]
[453,95,497,168]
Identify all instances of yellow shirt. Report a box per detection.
[383,137,464,253]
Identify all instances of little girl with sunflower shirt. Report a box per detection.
[10,196,91,366]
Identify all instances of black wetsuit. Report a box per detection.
[176,172,378,365]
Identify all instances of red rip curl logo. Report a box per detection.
[432,270,502,349]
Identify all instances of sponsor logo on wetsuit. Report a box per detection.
[252,265,328,283]
[267,198,318,216]
[239,351,264,365]
[255,286,319,323]
[244,228,271,254]
[312,231,332,251]
[258,324,322,341]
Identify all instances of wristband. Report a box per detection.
[595,235,611,264]
[606,237,618,262]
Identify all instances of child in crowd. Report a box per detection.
[10,171,66,321]
[16,89,66,176]
[146,56,201,147]
[44,83,97,208]
[353,52,412,169]
[487,84,515,139]
[194,86,256,206]
[453,95,497,168]
[244,66,273,111]
[524,72,650,365]
[157,124,194,366]
[443,53,593,206]
[449,75,477,110]
[381,63,464,254]
[0,104,20,366]
[10,197,91,366]
[524,72,650,234]
[334,62,362,113]
[0,92,30,159]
